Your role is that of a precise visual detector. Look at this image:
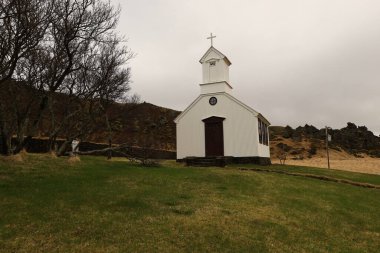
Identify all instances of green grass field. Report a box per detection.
[1,154,379,252]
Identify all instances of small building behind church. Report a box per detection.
[174,41,271,165]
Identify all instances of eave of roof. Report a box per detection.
[199,81,233,90]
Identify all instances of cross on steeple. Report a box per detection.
[207,33,216,47]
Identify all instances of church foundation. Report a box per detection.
[177,156,271,167]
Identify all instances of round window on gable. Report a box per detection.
[210,61,216,66]
[209,97,217,105]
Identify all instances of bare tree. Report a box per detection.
[23,0,121,150]
[277,143,288,165]
[94,40,133,159]
[47,38,133,157]
[0,0,127,155]
[0,0,51,154]
[0,0,51,84]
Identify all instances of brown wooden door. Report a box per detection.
[202,117,225,157]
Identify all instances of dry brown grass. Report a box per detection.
[0,150,30,163]
[270,135,380,175]
[49,151,58,159]
[68,155,81,164]
[1,154,24,162]
[273,149,380,175]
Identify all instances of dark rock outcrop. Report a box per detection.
[270,123,380,158]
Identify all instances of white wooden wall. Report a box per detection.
[176,93,270,159]
[202,51,230,84]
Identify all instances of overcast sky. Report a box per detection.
[111,0,380,134]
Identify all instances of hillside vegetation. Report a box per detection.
[270,123,380,160]
[81,102,179,150]
[0,154,379,252]
[84,102,380,159]
[3,84,379,157]
[55,101,380,159]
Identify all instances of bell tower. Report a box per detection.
[199,33,233,94]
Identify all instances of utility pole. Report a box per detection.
[325,126,331,169]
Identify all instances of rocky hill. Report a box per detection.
[84,102,180,151]
[87,101,380,159]
[270,123,380,159]
[85,102,380,158]
[0,81,180,152]
[4,83,378,156]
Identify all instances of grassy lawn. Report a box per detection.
[0,154,379,252]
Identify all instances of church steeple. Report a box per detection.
[199,34,232,94]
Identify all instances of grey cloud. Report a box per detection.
[112,0,380,134]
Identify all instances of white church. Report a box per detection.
[175,34,271,166]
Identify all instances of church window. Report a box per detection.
[264,123,269,146]
[263,121,265,145]
[258,119,263,144]
[209,97,217,105]
[210,61,216,66]
[264,124,268,146]
[258,119,269,146]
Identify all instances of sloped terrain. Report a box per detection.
[0,154,379,252]
[86,102,179,150]
[3,83,379,157]
[270,123,380,160]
